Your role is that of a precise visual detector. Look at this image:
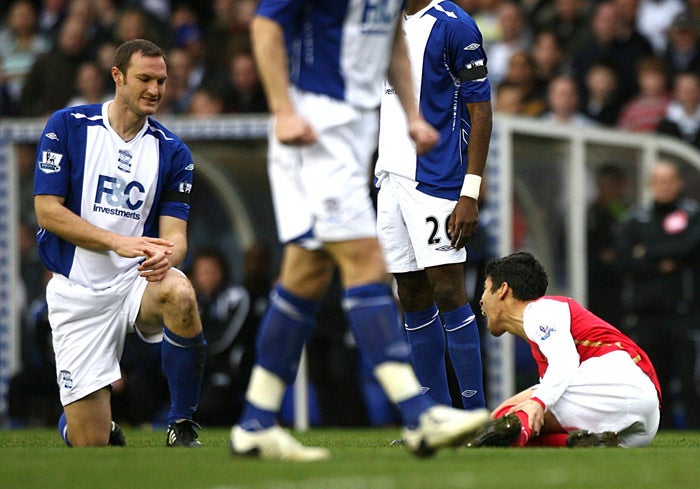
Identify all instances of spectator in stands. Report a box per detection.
[616,160,700,428]
[37,0,66,42]
[488,1,531,86]
[657,71,700,148]
[0,0,52,115]
[637,0,686,55]
[542,74,597,125]
[614,0,665,56]
[157,47,195,115]
[64,61,110,107]
[532,0,591,55]
[112,6,150,45]
[531,29,568,87]
[587,163,629,326]
[501,50,547,116]
[617,56,672,132]
[65,0,115,55]
[187,86,225,118]
[169,3,199,41]
[493,81,525,115]
[614,0,641,38]
[583,61,623,125]
[174,21,220,99]
[95,40,118,90]
[65,0,93,33]
[205,0,256,72]
[663,12,700,76]
[222,50,268,114]
[19,16,88,116]
[90,0,120,46]
[572,0,653,105]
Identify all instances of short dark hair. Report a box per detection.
[485,252,548,300]
[113,39,165,76]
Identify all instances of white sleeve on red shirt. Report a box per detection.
[522,299,581,409]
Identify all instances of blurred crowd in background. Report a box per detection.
[0,0,266,119]
[5,0,700,431]
[4,0,700,143]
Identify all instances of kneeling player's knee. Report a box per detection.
[161,277,198,317]
[68,426,110,447]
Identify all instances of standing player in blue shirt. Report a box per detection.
[229,0,490,461]
[34,39,207,448]
[376,1,491,409]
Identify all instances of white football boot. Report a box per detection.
[230,425,331,462]
[402,406,490,457]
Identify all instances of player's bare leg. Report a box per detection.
[62,387,112,447]
[139,269,207,447]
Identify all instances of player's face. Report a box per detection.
[480,277,506,337]
[117,53,167,117]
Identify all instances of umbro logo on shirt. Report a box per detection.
[464,43,480,50]
[434,245,454,252]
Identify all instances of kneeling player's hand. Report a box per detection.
[138,247,173,282]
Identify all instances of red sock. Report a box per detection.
[526,432,569,447]
[493,405,531,447]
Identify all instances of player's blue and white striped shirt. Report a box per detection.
[34,102,194,291]
[376,0,491,200]
[256,0,404,109]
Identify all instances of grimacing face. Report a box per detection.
[480,277,507,337]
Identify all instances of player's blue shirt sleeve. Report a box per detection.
[33,108,83,277]
[144,119,193,226]
[157,141,193,221]
[34,109,76,200]
[413,5,490,199]
[447,16,491,103]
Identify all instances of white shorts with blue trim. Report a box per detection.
[376,172,466,273]
[268,89,379,249]
[47,272,148,406]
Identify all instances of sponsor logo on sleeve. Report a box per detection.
[39,151,63,173]
[45,132,60,141]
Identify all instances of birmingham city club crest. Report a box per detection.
[117,149,133,173]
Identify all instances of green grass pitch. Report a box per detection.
[1,427,699,489]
